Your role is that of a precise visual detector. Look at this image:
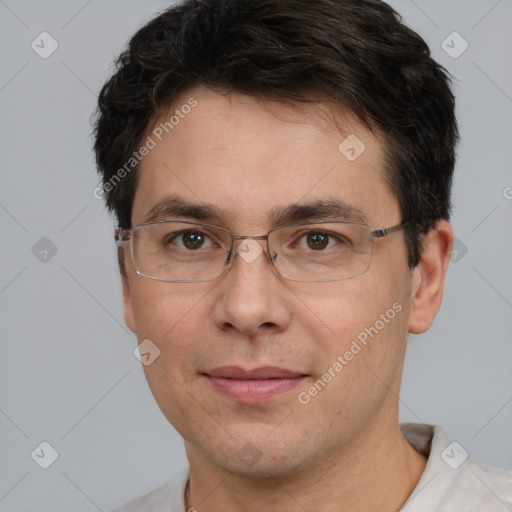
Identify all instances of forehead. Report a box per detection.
[132,86,399,229]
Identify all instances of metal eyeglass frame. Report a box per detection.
[114,219,409,283]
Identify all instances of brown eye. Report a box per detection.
[171,230,212,250]
[182,231,205,249]
[306,231,330,250]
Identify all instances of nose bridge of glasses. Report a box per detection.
[223,234,275,268]
[233,235,269,241]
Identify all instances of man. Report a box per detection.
[93,0,512,510]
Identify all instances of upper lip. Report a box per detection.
[204,366,305,380]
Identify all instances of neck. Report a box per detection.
[184,419,427,512]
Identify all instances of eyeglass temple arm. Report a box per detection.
[370,220,410,238]
[114,228,131,245]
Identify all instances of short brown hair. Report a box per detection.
[93,0,459,268]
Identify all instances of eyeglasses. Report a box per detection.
[115,220,408,283]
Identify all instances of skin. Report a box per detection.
[120,86,453,512]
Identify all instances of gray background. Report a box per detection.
[1,0,511,510]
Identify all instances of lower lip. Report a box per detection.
[206,376,305,403]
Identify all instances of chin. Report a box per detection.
[211,452,307,479]
[199,430,315,478]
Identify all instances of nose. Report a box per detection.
[212,239,292,337]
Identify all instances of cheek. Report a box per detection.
[130,278,213,338]
[299,272,409,372]
[129,279,217,389]
[293,278,388,345]
[130,281,216,430]
[294,282,409,426]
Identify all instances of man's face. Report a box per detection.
[122,86,415,476]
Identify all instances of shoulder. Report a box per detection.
[448,458,512,510]
[110,469,189,512]
[401,423,512,512]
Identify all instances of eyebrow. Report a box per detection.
[143,195,368,225]
[144,195,225,222]
[271,199,368,225]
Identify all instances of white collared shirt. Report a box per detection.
[112,423,512,511]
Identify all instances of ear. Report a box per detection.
[121,274,137,334]
[118,244,137,333]
[408,220,453,334]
